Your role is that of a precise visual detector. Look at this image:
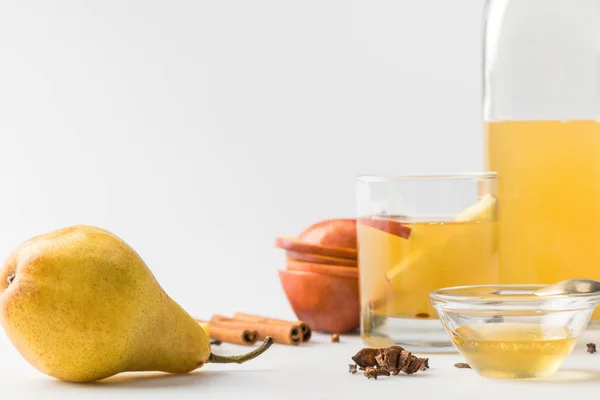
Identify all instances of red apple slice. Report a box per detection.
[286,259,358,278]
[357,217,412,239]
[298,219,357,249]
[275,237,357,259]
[286,251,357,267]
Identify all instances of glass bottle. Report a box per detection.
[484,0,600,320]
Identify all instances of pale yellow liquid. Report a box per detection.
[359,220,497,320]
[453,323,576,379]
[486,120,600,319]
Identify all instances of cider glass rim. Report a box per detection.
[356,172,497,182]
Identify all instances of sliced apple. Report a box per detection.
[275,237,357,259]
[385,194,497,286]
[286,259,358,278]
[298,219,357,249]
[286,251,357,267]
[358,217,412,239]
[454,193,497,222]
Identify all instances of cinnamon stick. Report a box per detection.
[232,312,312,343]
[211,315,302,346]
[195,319,257,346]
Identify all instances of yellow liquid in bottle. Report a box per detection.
[486,120,600,320]
[453,323,576,379]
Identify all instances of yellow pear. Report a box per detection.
[0,225,271,382]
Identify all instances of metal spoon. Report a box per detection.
[535,279,600,297]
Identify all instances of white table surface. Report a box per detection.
[2,329,600,399]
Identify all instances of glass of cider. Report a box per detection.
[356,173,498,352]
[431,284,600,379]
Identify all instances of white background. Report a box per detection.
[0,0,484,319]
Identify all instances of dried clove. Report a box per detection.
[349,364,357,374]
[454,362,471,369]
[375,347,407,375]
[352,346,429,375]
[331,333,340,343]
[587,343,597,354]
[352,348,380,369]
[364,367,390,380]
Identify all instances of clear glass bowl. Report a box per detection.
[431,284,600,379]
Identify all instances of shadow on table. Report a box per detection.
[42,369,272,390]
[522,369,600,384]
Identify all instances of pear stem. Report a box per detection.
[207,337,274,364]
